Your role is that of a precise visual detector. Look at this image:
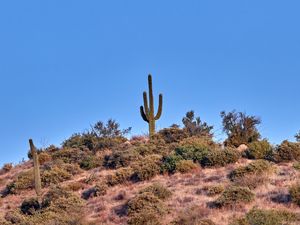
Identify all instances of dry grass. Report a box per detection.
[0,158,299,224]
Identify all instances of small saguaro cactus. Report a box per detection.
[140,74,163,137]
[29,139,42,203]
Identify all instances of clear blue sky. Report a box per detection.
[0,1,299,166]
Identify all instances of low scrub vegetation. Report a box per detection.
[229,208,300,225]
[289,183,300,206]
[214,186,255,208]
[244,139,272,159]
[272,140,300,162]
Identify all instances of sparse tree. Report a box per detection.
[182,110,213,137]
[221,110,261,147]
[91,119,131,138]
[295,131,300,142]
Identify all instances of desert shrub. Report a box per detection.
[272,140,300,162]
[232,173,269,190]
[175,160,198,173]
[214,186,254,208]
[106,167,133,186]
[201,148,240,167]
[289,183,300,206]
[172,205,214,225]
[80,155,103,170]
[96,137,127,150]
[5,169,34,194]
[127,211,162,225]
[82,182,108,200]
[62,133,97,150]
[4,186,86,225]
[20,198,40,215]
[229,208,300,225]
[58,162,82,175]
[104,149,140,169]
[162,154,184,174]
[245,140,273,159]
[127,192,166,217]
[158,127,189,143]
[140,183,172,200]
[42,186,84,211]
[131,155,162,181]
[182,111,214,138]
[38,152,52,165]
[221,111,261,147]
[132,142,171,157]
[41,167,71,187]
[293,162,300,170]
[65,182,85,192]
[229,160,273,182]
[1,163,13,173]
[52,148,86,164]
[202,185,224,196]
[175,145,210,163]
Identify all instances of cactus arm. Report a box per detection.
[143,91,149,115]
[140,106,149,122]
[155,94,163,120]
[29,139,42,203]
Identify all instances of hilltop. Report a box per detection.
[0,111,300,225]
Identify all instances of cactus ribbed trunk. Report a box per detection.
[29,139,42,203]
[140,74,163,138]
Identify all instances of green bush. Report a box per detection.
[245,140,273,159]
[139,183,172,201]
[214,186,254,208]
[272,141,300,162]
[289,183,300,206]
[175,160,198,173]
[106,167,133,186]
[80,155,103,170]
[5,169,34,194]
[41,166,72,187]
[201,148,240,167]
[104,149,141,169]
[131,155,162,181]
[162,154,184,174]
[175,137,216,162]
[127,192,166,217]
[229,160,273,182]
[62,133,97,150]
[52,148,86,164]
[230,208,300,225]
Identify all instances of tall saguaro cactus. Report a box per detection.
[140,74,163,137]
[29,139,42,203]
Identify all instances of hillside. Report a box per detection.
[0,114,300,225]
